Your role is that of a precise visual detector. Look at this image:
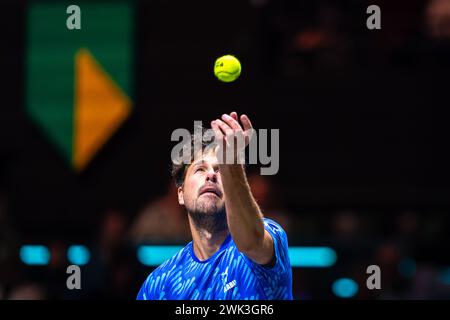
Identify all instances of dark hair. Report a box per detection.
[171,125,216,188]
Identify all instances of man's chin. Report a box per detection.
[198,198,222,209]
[200,205,222,216]
[188,202,227,233]
[195,201,224,216]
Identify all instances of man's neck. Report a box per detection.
[188,216,229,261]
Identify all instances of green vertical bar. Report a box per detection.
[26,1,133,167]
[26,2,75,162]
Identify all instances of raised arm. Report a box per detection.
[211,113,274,265]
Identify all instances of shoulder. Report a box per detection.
[138,243,191,299]
[254,217,291,270]
[262,217,288,241]
[149,243,191,276]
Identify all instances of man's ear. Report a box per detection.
[178,186,185,205]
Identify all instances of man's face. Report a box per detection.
[178,150,225,216]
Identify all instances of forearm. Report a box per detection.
[219,163,265,252]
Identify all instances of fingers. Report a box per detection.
[214,119,234,136]
[211,120,224,141]
[211,120,226,163]
[212,113,250,164]
[211,113,253,143]
[240,114,253,132]
[221,114,242,131]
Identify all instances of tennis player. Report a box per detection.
[137,112,292,300]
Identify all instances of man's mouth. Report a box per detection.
[199,186,223,198]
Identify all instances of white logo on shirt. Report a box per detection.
[221,267,237,293]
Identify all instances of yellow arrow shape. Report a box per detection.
[73,48,131,171]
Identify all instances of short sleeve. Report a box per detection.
[240,218,292,299]
[136,274,155,300]
[242,218,291,277]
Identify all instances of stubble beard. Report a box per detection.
[187,197,228,235]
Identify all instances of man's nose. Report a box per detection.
[205,170,217,183]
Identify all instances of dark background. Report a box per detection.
[0,0,449,299]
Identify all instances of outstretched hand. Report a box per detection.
[211,112,254,164]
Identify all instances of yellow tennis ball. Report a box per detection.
[214,55,241,82]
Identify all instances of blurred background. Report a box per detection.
[0,0,450,299]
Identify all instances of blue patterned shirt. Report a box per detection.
[136,218,292,300]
